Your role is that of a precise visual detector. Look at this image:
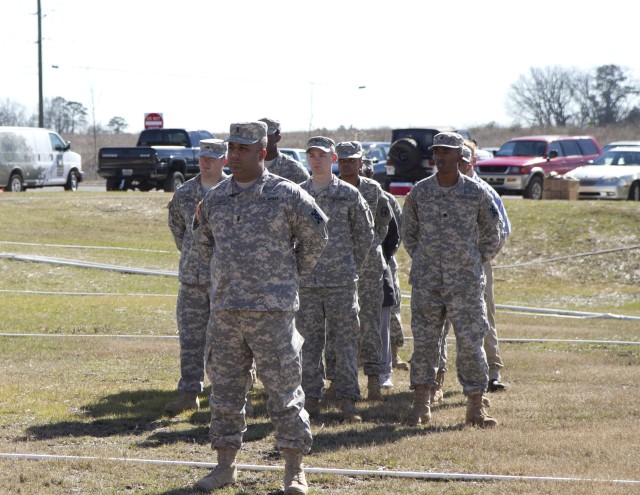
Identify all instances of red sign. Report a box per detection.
[144,113,164,129]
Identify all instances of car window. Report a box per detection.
[49,132,66,151]
[576,138,599,156]
[548,141,564,157]
[497,140,547,157]
[560,140,580,156]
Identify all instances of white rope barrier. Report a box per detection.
[1,453,638,484]
[493,244,640,269]
[0,241,172,254]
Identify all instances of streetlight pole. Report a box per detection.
[37,0,44,128]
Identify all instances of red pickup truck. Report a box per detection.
[475,135,602,199]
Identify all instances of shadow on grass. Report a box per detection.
[21,387,210,442]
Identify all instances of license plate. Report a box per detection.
[122,169,133,176]
[386,165,395,175]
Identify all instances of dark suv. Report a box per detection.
[384,126,474,189]
[475,135,602,199]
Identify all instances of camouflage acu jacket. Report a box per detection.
[167,172,227,285]
[266,152,310,184]
[298,175,374,287]
[194,170,328,312]
[402,173,505,292]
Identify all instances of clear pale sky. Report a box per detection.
[3,0,639,134]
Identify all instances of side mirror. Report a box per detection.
[548,150,558,160]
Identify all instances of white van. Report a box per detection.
[0,127,84,192]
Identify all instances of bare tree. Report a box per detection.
[107,116,128,134]
[0,99,30,126]
[507,67,576,127]
[43,97,88,134]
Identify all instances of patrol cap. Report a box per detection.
[199,138,227,159]
[225,121,267,144]
[336,141,363,159]
[306,136,335,153]
[258,117,281,135]
[461,145,472,163]
[428,132,465,150]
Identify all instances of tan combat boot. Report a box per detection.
[391,344,409,371]
[195,447,238,492]
[305,397,321,418]
[367,375,383,401]
[164,391,199,414]
[281,448,308,495]
[431,369,446,403]
[466,393,498,428]
[404,385,431,426]
[340,399,362,423]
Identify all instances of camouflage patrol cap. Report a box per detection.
[225,121,268,144]
[258,117,281,135]
[199,138,227,159]
[306,136,335,153]
[428,132,465,150]
[336,141,363,159]
[461,145,472,163]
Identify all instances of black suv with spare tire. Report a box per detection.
[384,126,474,189]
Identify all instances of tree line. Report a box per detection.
[508,64,640,127]
[0,96,128,134]
[2,64,639,133]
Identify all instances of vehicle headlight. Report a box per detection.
[598,176,625,185]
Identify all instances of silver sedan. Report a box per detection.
[565,146,640,200]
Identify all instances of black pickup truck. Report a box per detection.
[98,128,214,192]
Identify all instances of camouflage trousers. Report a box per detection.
[176,282,210,393]
[410,286,489,396]
[390,263,404,348]
[297,285,360,401]
[438,263,504,381]
[205,310,312,453]
[326,270,384,378]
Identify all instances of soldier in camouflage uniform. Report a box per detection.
[332,141,392,401]
[361,162,408,374]
[383,190,409,372]
[402,132,504,429]
[259,117,310,184]
[297,136,375,423]
[193,122,328,495]
[164,138,229,414]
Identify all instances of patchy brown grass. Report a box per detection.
[0,191,639,494]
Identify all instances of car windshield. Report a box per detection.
[592,150,640,166]
[363,144,390,162]
[496,140,547,157]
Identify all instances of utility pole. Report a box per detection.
[37,0,44,128]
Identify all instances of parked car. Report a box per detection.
[601,140,640,153]
[475,135,602,199]
[482,147,500,157]
[279,148,308,170]
[0,126,84,192]
[362,141,390,186]
[475,148,494,161]
[564,146,640,200]
[385,126,474,189]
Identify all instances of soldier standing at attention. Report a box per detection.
[335,141,392,401]
[402,132,504,428]
[259,117,310,184]
[164,139,228,414]
[193,122,328,495]
[297,136,375,423]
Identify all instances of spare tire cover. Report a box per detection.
[388,138,421,174]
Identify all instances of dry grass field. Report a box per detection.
[0,191,639,495]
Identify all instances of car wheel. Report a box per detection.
[164,171,184,192]
[628,181,640,201]
[7,172,24,192]
[524,176,543,200]
[64,170,79,191]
